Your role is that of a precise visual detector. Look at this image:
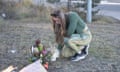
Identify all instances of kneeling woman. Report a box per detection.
[50,9,92,61]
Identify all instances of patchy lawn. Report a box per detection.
[0,17,120,72]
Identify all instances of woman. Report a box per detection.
[50,9,92,61]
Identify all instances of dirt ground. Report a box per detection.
[0,18,120,72]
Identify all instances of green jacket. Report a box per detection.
[66,11,86,37]
[58,11,91,50]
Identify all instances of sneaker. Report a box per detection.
[71,45,90,62]
[71,52,86,61]
[82,44,90,55]
[51,49,60,61]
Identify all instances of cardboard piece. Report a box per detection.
[20,60,47,72]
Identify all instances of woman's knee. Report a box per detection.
[68,39,74,46]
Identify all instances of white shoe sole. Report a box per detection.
[72,55,86,62]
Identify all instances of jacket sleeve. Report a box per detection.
[67,13,78,36]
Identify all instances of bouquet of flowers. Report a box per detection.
[29,39,52,70]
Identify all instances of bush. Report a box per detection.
[0,0,51,22]
[68,0,101,21]
[21,0,33,7]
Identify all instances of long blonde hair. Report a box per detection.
[51,9,66,45]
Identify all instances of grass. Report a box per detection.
[89,45,117,60]
[89,16,120,60]
[0,11,120,71]
[93,15,120,24]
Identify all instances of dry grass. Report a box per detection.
[0,14,120,72]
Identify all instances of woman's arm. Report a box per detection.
[67,12,78,37]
